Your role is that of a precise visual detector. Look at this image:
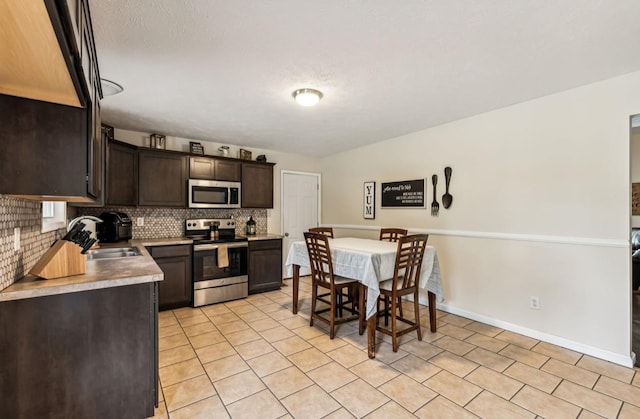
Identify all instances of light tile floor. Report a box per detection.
[150,278,640,418]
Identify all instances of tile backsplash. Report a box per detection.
[0,197,267,290]
[77,207,267,238]
[0,195,68,290]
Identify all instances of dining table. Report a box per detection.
[285,237,444,358]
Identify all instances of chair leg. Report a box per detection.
[310,282,317,327]
[414,290,422,341]
[330,286,337,339]
[384,296,390,326]
[391,294,398,352]
[397,296,403,317]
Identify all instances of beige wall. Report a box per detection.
[319,71,640,366]
[112,129,321,235]
[113,70,640,365]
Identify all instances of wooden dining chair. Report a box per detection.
[376,234,429,352]
[379,228,408,242]
[309,227,334,238]
[304,232,364,338]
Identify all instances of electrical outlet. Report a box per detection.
[137,217,144,227]
[530,296,540,310]
[14,227,20,251]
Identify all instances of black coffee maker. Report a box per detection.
[97,211,133,243]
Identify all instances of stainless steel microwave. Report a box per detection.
[188,179,241,208]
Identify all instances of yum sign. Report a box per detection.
[363,181,375,219]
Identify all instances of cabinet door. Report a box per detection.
[189,156,215,179]
[215,159,241,181]
[248,239,282,293]
[138,150,187,207]
[0,283,156,418]
[65,0,82,50]
[189,157,241,181]
[87,81,102,199]
[241,163,274,208]
[106,140,137,206]
[0,94,87,198]
[151,245,192,310]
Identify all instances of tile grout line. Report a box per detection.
[154,283,640,419]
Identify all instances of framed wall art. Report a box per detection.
[633,183,640,215]
[239,148,252,160]
[381,179,425,208]
[363,181,375,219]
[189,141,204,155]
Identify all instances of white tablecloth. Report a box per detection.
[285,237,444,319]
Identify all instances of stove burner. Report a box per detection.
[184,218,245,244]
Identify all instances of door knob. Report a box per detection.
[284,232,289,237]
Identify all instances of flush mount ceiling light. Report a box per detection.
[292,88,323,106]
[100,79,124,97]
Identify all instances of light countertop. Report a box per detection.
[132,237,193,246]
[240,234,284,241]
[0,235,282,302]
[0,242,164,302]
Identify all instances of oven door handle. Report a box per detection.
[194,242,248,251]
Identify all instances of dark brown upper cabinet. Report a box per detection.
[138,149,187,207]
[106,139,138,206]
[189,156,241,182]
[241,162,275,208]
[0,0,103,202]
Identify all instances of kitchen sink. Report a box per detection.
[85,246,142,260]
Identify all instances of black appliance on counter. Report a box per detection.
[185,218,248,307]
[97,211,133,243]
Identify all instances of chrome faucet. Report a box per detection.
[67,215,103,232]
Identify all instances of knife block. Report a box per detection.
[30,240,86,279]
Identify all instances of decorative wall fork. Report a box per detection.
[431,175,439,216]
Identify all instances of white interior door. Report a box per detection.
[282,171,320,277]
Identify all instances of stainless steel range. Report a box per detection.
[185,218,248,307]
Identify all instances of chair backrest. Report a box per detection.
[391,234,429,291]
[304,231,335,285]
[309,227,334,238]
[380,228,408,242]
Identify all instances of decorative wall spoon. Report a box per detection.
[442,166,453,209]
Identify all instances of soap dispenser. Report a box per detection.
[246,216,256,235]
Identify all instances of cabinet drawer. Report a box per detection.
[249,239,281,252]
[149,245,191,258]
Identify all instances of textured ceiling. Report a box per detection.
[90,0,640,157]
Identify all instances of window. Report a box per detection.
[41,201,67,233]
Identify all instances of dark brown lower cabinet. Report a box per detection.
[248,239,282,293]
[150,245,192,310]
[0,282,158,419]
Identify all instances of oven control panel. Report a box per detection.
[185,218,236,231]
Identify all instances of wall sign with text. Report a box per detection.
[381,179,425,208]
[363,181,375,219]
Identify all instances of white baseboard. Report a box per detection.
[325,224,633,367]
[427,298,635,368]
